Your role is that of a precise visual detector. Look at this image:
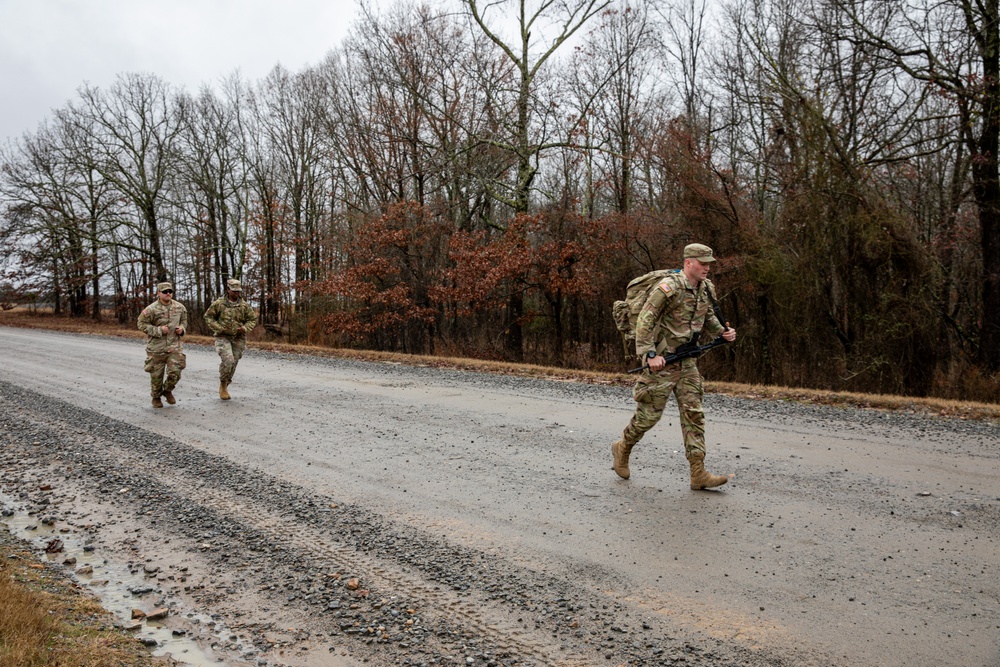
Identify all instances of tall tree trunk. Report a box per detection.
[145,205,167,283]
[90,214,100,321]
[964,0,1000,370]
[972,125,1000,370]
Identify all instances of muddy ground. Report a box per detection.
[1,326,998,667]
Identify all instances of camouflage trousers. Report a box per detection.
[214,337,246,385]
[144,350,186,398]
[622,357,706,457]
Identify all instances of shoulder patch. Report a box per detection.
[657,280,673,295]
[141,308,149,316]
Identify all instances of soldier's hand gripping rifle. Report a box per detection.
[628,300,732,374]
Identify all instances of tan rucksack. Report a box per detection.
[612,269,680,359]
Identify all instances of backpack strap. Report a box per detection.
[651,275,682,356]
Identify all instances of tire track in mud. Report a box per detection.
[0,380,656,667]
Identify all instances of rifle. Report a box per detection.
[628,296,732,374]
[627,335,729,373]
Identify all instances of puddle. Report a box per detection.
[0,492,251,666]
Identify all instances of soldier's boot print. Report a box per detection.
[151,396,164,409]
[219,382,231,400]
[162,390,176,405]
[611,439,635,479]
[687,452,727,490]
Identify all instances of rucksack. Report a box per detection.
[612,269,680,359]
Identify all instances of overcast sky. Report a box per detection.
[0,0,360,143]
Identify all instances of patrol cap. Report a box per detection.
[683,243,716,263]
[226,278,243,292]
[156,282,174,293]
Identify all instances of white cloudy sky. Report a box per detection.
[0,0,360,142]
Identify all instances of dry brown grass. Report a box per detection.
[0,535,161,667]
[3,308,998,421]
[0,565,58,667]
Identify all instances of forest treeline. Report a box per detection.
[1,0,999,402]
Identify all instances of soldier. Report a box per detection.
[612,243,737,489]
[204,278,257,400]
[137,282,188,408]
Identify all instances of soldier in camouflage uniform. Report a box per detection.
[204,278,257,400]
[612,244,737,489]
[137,282,188,408]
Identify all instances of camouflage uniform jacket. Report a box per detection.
[635,272,723,359]
[204,298,257,339]
[137,300,188,354]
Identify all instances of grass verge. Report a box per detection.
[0,528,165,667]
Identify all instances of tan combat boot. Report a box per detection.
[151,396,163,408]
[162,390,176,405]
[612,439,634,479]
[219,383,231,400]
[688,452,728,490]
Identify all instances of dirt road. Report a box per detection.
[1,327,998,667]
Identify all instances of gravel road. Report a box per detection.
[1,327,998,667]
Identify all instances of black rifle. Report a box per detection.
[627,335,729,373]
[628,296,732,374]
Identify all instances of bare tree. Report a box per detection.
[176,84,252,309]
[458,0,611,358]
[568,0,665,215]
[661,0,711,125]
[460,0,612,214]
[338,2,504,231]
[833,0,1000,370]
[61,73,184,288]
[0,117,122,318]
[252,66,330,305]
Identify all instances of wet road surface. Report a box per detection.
[1,327,998,667]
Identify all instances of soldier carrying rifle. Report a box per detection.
[611,244,737,488]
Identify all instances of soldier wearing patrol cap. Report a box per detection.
[611,243,737,489]
[204,277,258,400]
[137,282,188,408]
